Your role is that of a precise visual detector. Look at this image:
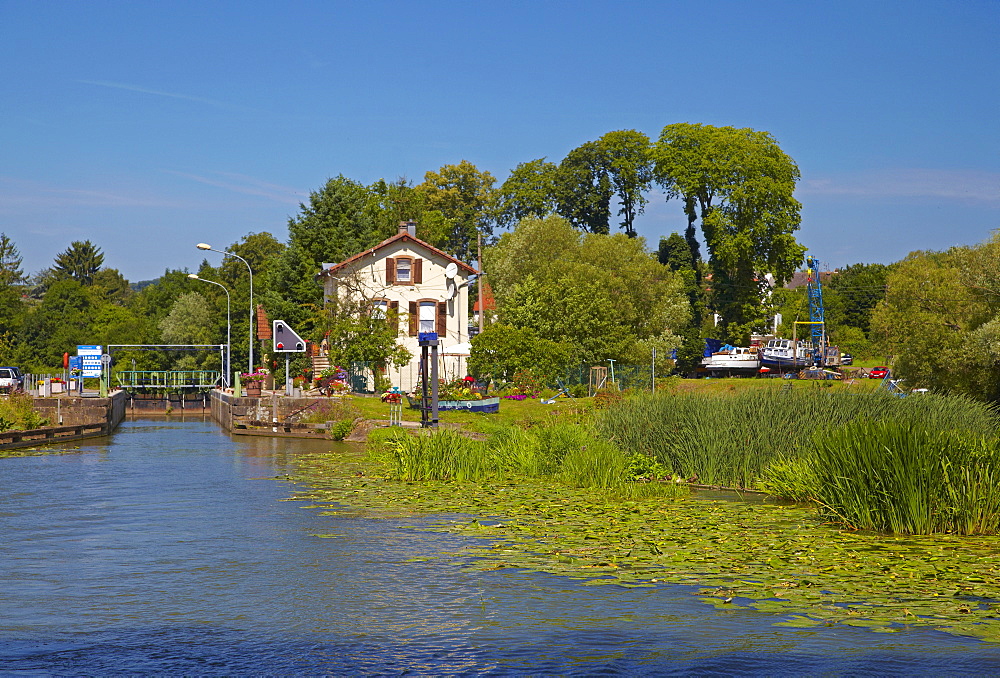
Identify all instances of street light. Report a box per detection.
[188,274,231,388]
[197,243,254,375]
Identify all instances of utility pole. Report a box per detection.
[477,232,485,333]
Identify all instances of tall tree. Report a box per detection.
[873,247,998,399]
[53,240,105,285]
[485,215,689,365]
[599,129,653,237]
[496,158,559,228]
[0,233,26,287]
[555,141,612,234]
[824,262,894,335]
[415,160,497,261]
[652,123,805,343]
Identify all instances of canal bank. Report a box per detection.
[1,391,128,450]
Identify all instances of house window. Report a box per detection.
[396,257,411,283]
[372,299,388,319]
[419,301,436,333]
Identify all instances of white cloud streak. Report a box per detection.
[77,79,228,107]
[164,170,304,204]
[799,168,1000,203]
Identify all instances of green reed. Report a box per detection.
[812,418,1000,535]
[597,390,997,489]
[366,422,682,497]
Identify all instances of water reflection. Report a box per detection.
[1,418,999,674]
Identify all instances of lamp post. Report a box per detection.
[188,274,231,388]
[197,243,254,375]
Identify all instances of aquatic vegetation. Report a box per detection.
[366,423,680,497]
[597,390,997,489]
[288,451,1000,643]
[811,419,1000,535]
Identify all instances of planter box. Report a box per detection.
[406,396,500,414]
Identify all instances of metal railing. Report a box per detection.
[115,370,222,391]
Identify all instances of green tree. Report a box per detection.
[415,160,497,260]
[92,268,133,306]
[0,234,27,340]
[873,246,998,399]
[268,177,392,318]
[17,279,95,369]
[469,324,577,384]
[658,231,708,328]
[555,141,612,234]
[599,129,653,237]
[496,158,559,228]
[53,240,105,285]
[0,233,26,287]
[652,123,805,343]
[485,215,689,365]
[156,291,225,372]
[825,262,894,335]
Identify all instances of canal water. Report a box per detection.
[3,418,1000,675]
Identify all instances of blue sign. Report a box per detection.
[77,345,103,378]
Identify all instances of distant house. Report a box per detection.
[784,269,837,290]
[316,221,477,392]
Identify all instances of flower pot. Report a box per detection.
[244,382,261,397]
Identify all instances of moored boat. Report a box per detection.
[701,344,761,375]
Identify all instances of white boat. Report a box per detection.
[701,345,760,375]
[759,338,841,370]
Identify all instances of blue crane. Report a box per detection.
[805,255,825,365]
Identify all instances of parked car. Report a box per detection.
[869,366,890,379]
[0,366,23,393]
[840,353,853,365]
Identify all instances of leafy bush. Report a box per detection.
[328,420,355,441]
[0,393,50,432]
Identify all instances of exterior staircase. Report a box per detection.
[311,352,330,377]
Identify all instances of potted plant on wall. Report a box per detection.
[241,370,269,397]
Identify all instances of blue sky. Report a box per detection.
[2,0,998,282]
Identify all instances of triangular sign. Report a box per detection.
[273,320,306,352]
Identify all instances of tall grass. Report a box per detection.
[367,422,682,497]
[369,428,489,481]
[597,390,998,489]
[811,419,1000,535]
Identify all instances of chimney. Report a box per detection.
[398,220,417,237]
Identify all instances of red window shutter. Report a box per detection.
[388,300,399,328]
[413,258,423,284]
[436,301,447,336]
[408,301,418,336]
[386,258,395,284]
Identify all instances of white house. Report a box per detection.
[317,221,477,392]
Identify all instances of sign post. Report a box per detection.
[272,321,307,396]
[77,345,103,396]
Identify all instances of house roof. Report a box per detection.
[318,232,478,277]
[784,269,837,290]
[256,305,271,340]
